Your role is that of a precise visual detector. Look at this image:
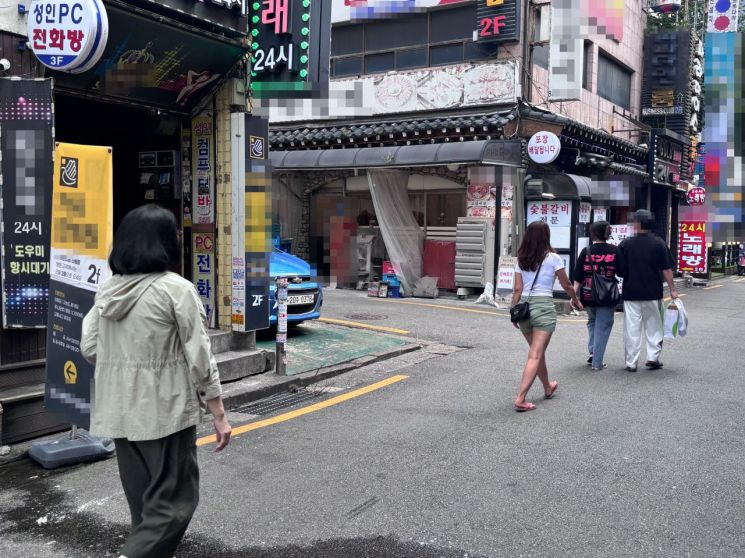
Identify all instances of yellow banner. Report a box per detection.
[51,143,113,259]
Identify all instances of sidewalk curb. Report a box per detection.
[220,343,422,410]
[1,343,422,467]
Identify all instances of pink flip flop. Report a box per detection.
[544,381,558,400]
[514,402,537,412]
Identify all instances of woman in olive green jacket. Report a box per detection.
[81,204,231,558]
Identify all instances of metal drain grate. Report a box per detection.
[235,391,319,416]
[344,313,388,321]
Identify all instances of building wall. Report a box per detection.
[268,1,646,137]
[0,7,26,36]
[529,0,647,139]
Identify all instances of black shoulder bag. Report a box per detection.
[510,259,544,323]
[590,244,621,306]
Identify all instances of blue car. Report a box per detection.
[269,249,323,326]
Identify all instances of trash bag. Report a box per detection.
[475,282,499,308]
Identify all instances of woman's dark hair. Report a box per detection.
[109,204,180,275]
[518,221,553,271]
[590,220,611,242]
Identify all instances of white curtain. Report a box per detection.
[367,170,424,295]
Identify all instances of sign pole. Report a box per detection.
[275,277,288,376]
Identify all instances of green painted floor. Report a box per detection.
[256,323,406,376]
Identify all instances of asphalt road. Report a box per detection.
[2,278,745,557]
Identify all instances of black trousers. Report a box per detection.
[114,426,199,558]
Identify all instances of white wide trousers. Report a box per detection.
[623,300,664,367]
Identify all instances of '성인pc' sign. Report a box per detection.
[27,0,109,73]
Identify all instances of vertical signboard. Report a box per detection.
[250,0,331,99]
[548,0,583,101]
[231,113,271,332]
[45,143,113,429]
[641,31,696,142]
[703,32,744,237]
[0,78,54,328]
[678,221,707,273]
[192,115,214,225]
[193,232,216,328]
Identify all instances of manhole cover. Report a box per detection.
[344,313,388,321]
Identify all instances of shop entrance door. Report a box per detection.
[54,94,185,274]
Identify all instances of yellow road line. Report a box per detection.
[703,284,723,290]
[319,317,410,335]
[734,278,745,283]
[376,298,500,316]
[663,293,687,302]
[374,298,583,323]
[197,374,408,447]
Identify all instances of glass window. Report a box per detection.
[597,52,632,109]
[396,47,428,70]
[332,56,363,77]
[431,5,475,43]
[532,8,549,69]
[430,43,463,66]
[464,41,498,61]
[365,52,395,74]
[427,193,465,227]
[331,25,364,56]
[364,15,428,51]
[582,41,593,90]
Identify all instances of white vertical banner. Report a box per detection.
[548,0,583,101]
[230,113,247,332]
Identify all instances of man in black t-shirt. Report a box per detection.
[619,210,679,372]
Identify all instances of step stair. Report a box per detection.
[0,360,68,445]
[208,331,275,383]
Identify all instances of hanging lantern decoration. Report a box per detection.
[651,0,683,14]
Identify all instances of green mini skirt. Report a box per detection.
[518,296,557,334]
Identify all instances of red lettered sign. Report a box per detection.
[677,221,707,273]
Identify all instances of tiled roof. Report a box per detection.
[269,110,516,148]
[520,106,647,160]
[269,101,648,165]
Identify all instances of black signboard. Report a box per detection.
[46,284,96,428]
[250,0,331,99]
[0,78,53,329]
[52,5,247,113]
[134,0,247,36]
[243,114,271,331]
[648,129,686,187]
[476,0,521,44]
[641,31,693,134]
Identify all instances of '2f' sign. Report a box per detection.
[252,295,265,307]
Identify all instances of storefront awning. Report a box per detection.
[526,172,592,200]
[269,139,524,171]
[51,5,247,115]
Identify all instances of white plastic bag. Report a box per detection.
[664,298,688,339]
